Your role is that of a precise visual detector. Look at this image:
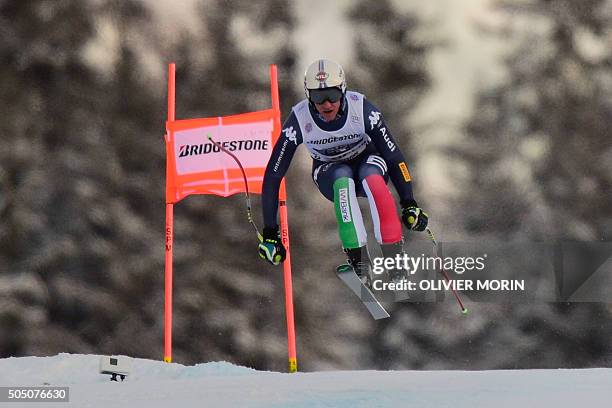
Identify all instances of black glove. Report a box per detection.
[258,226,287,266]
[400,200,429,232]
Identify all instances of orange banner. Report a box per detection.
[165,108,280,203]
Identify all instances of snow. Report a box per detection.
[0,354,610,407]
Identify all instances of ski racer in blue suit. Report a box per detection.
[258,59,428,285]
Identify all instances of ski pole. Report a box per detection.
[208,135,262,242]
[425,228,469,315]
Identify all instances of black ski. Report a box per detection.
[336,264,390,320]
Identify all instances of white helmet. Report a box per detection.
[303,59,347,100]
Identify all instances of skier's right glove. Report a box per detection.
[258,226,286,266]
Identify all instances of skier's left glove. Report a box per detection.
[400,200,429,232]
[258,226,286,266]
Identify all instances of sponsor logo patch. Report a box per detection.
[178,138,269,158]
[282,126,297,145]
[305,123,312,133]
[368,111,381,129]
[380,127,396,152]
[273,139,289,173]
[306,133,360,145]
[338,188,352,223]
[399,162,412,182]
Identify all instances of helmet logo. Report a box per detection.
[315,71,328,82]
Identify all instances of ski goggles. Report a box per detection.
[309,87,343,104]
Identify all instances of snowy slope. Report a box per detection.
[0,354,610,408]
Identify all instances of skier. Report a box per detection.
[258,59,428,286]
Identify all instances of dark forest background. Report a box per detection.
[1,0,611,371]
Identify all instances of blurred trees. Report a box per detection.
[452,0,612,239]
[0,0,108,356]
[436,0,612,370]
[0,0,166,357]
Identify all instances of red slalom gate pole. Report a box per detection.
[270,65,298,373]
[279,187,297,373]
[164,62,176,363]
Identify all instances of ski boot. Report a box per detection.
[380,241,410,301]
[381,241,409,282]
[344,246,373,288]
